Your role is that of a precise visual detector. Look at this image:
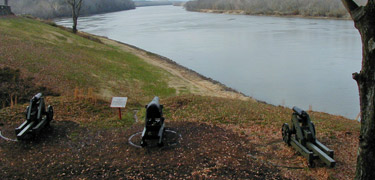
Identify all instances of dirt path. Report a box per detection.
[99,37,253,101]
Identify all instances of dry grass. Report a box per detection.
[0,17,176,106]
[163,95,360,179]
[0,16,362,179]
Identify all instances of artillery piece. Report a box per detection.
[141,96,165,147]
[282,106,335,167]
[15,93,53,140]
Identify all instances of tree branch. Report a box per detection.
[352,72,360,82]
[66,0,74,6]
[341,0,365,22]
[76,0,83,17]
[341,0,359,13]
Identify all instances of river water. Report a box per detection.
[55,6,362,119]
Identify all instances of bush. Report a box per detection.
[0,67,58,108]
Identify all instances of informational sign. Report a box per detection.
[110,97,128,108]
[110,97,128,120]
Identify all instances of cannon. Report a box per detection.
[141,96,165,147]
[15,93,53,140]
[282,106,335,167]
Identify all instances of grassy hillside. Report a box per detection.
[0,16,361,179]
[0,17,176,105]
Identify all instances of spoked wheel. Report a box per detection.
[140,141,147,147]
[311,122,316,136]
[25,106,30,119]
[308,160,315,168]
[282,123,291,145]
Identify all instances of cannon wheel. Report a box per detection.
[47,105,54,123]
[141,136,147,147]
[25,106,29,119]
[282,123,291,145]
[311,122,316,135]
[140,140,147,147]
[308,159,315,168]
[157,129,166,147]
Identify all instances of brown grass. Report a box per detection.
[0,16,362,179]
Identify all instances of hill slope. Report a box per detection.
[0,17,176,104]
[0,16,360,179]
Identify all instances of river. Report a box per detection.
[55,5,362,119]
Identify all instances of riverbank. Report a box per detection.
[96,34,252,101]
[0,16,361,179]
[190,9,352,20]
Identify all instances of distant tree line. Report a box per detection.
[8,0,135,19]
[134,1,173,7]
[185,0,367,18]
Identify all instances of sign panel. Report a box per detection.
[110,97,128,108]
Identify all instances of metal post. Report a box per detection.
[118,108,122,120]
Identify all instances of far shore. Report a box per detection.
[189,8,352,21]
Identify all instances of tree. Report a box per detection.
[66,0,83,33]
[341,0,375,179]
[4,0,8,6]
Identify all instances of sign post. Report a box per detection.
[110,97,128,120]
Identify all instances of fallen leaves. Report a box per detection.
[0,95,360,179]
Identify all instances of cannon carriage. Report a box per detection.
[141,96,165,147]
[15,93,53,140]
[282,106,335,167]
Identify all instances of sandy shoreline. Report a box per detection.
[95,35,253,101]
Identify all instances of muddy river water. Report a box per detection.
[56,5,362,119]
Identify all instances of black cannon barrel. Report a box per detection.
[292,106,308,117]
[16,92,53,140]
[283,106,335,167]
[141,96,165,147]
[33,93,43,101]
[27,94,42,121]
[146,96,162,119]
[146,96,160,109]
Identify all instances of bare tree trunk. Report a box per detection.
[341,0,375,179]
[72,10,77,33]
[67,0,83,34]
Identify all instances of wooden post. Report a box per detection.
[118,108,122,120]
